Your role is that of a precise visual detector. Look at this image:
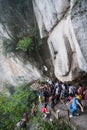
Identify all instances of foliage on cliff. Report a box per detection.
[16,37,33,52]
[0,85,72,130]
[0,86,37,130]
[1,0,41,57]
[16,36,42,61]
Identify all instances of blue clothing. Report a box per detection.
[70,97,79,115]
[70,104,76,115]
[36,93,40,97]
[71,97,79,109]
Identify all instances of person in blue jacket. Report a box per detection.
[67,93,84,118]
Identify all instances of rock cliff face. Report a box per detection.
[0,0,41,87]
[0,0,87,86]
[33,0,87,81]
[0,41,41,87]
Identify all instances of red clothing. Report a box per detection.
[77,87,84,95]
[84,92,87,102]
[42,107,47,113]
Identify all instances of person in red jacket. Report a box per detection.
[42,104,50,118]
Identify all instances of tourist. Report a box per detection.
[43,87,49,103]
[16,112,28,130]
[67,93,84,118]
[31,105,36,116]
[77,84,84,96]
[83,89,87,102]
[60,86,68,103]
[42,104,50,118]
[68,84,76,95]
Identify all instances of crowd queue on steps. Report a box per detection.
[16,78,87,129]
[38,78,87,118]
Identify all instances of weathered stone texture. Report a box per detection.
[71,0,87,71]
[0,0,87,83]
[33,0,70,38]
[0,42,41,86]
[33,0,87,81]
[0,0,41,86]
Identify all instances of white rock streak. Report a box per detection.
[33,0,87,81]
[0,25,41,86]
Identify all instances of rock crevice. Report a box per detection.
[33,0,87,81]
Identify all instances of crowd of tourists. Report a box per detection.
[38,78,87,118]
[16,78,87,129]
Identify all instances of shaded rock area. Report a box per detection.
[0,0,35,39]
[0,0,54,87]
[0,0,42,87]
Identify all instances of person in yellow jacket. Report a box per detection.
[76,94,82,101]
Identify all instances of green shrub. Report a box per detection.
[16,37,33,52]
[0,86,37,130]
[0,86,72,130]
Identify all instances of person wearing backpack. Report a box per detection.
[66,93,84,118]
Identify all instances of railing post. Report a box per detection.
[56,109,60,119]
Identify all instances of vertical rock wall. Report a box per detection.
[0,41,41,86]
[33,0,87,81]
[0,0,41,87]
